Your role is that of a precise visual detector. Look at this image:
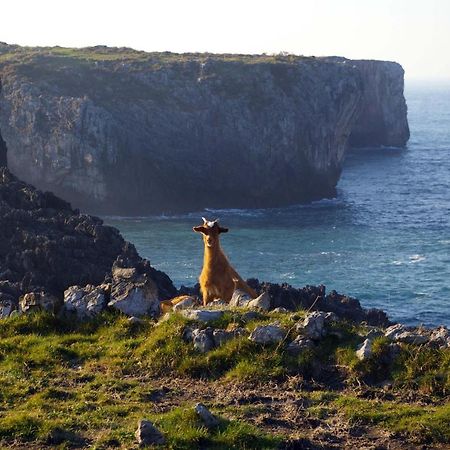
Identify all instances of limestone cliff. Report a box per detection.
[0,45,409,214]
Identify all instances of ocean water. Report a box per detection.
[105,82,450,327]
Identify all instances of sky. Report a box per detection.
[2,0,450,81]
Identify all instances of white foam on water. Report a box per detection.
[390,260,403,265]
[409,254,426,263]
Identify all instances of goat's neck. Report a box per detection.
[203,241,226,268]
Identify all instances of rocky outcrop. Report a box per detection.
[0,167,176,312]
[0,45,409,214]
[347,60,410,147]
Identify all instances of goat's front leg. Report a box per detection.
[202,290,216,307]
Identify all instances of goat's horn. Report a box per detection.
[202,217,207,224]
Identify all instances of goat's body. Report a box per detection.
[199,244,256,305]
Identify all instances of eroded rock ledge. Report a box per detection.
[0,45,409,214]
[0,167,176,315]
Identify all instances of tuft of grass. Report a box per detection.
[151,406,281,449]
[392,345,450,396]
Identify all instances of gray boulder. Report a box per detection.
[395,331,429,345]
[247,292,271,311]
[429,326,450,348]
[229,289,252,307]
[63,284,109,318]
[286,336,314,355]
[20,291,59,314]
[192,328,215,353]
[194,403,220,428]
[109,275,160,318]
[135,419,165,446]
[249,324,286,345]
[172,296,197,311]
[299,311,328,340]
[384,324,406,340]
[181,309,225,323]
[356,338,373,360]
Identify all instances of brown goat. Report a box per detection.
[193,217,257,306]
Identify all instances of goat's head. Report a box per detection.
[193,217,229,248]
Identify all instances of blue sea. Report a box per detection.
[105,82,450,327]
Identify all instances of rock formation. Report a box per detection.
[0,45,409,214]
[0,167,176,313]
[345,59,410,147]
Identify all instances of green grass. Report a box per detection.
[150,406,280,449]
[0,310,292,447]
[0,44,310,65]
[0,311,449,447]
[334,396,450,443]
[392,344,450,396]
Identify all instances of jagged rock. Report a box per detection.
[135,419,165,446]
[363,327,384,340]
[299,311,328,340]
[0,167,177,308]
[347,59,409,147]
[109,276,160,318]
[63,284,109,318]
[395,331,429,345]
[249,324,286,345]
[249,280,389,326]
[172,296,197,311]
[181,309,224,323]
[356,339,373,360]
[229,289,252,307]
[194,403,220,428]
[0,46,408,214]
[384,324,406,340]
[286,336,314,355]
[192,328,215,353]
[429,327,450,348]
[19,291,59,313]
[247,292,271,311]
[112,267,137,280]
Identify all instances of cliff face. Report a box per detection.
[0,45,409,214]
[346,60,410,147]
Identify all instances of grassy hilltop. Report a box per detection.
[0,309,449,449]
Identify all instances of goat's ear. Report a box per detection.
[193,226,208,234]
[218,227,229,234]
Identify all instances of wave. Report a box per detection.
[409,254,426,263]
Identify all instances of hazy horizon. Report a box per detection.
[2,0,450,82]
